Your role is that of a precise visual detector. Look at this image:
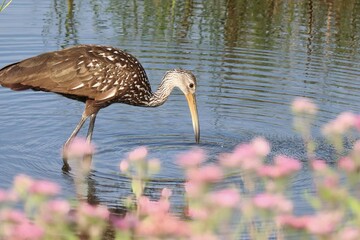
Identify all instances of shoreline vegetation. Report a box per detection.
[1,98,360,239]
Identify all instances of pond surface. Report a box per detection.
[0,0,360,213]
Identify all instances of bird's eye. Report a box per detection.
[189,83,194,88]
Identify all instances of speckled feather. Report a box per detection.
[0,45,153,106]
[0,46,200,147]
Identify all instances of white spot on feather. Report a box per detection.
[71,83,85,90]
[91,82,101,88]
[107,55,115,61]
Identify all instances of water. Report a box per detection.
[0,0,360,213]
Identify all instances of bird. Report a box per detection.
[0,44,200,152]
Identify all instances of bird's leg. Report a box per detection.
[86,113,97,143]
[80,113,97,175]
[62,113,89,171]
[62,100,100,172]
[64,114,88,147]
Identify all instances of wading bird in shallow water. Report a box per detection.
[0,45,200,162]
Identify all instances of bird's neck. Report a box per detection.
[147,77,175,107]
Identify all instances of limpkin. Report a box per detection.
[0,44,200,149]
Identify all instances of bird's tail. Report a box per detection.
[0,62,31,90]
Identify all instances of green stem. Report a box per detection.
[0,0,12,12]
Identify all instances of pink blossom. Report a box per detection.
[128,146,148,161]
[0,189,17,202]
[257,155,301,178]
[253,193,293,213]
[0,209,28,223]
[112,213,138,231]
[186,165,223,183]
[253,193,276,208]
[220,143,262,170]
[233,143,257,160]
[251,137,271,157]
[135,197,189,237]
[323,175,339,188]
[119,160,129,173]
[78,202,109,220]
[177,148,206,168]
[322,112,357,136]
[338,157,356,172]
[305,212,342,235]
[292,97,317,115]
[30,180,60,196]
[338,227,360,240]
[136,213,189,237]
[208,188,240,208]
[64,137,95,156]
[45,200,70,215]
[184,181,202,197]
[11,222,44,240]
[277,214,311,229]
[187,207,209,220]
[257,165,284,178]
[138,196,170,215]
[275,155,301,172]
[311,159,327,171]
[161,188,172,199]
[218,153,239,167]
[337,112,356,130]
[13,174,34,194]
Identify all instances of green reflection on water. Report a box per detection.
[44,0,359,57]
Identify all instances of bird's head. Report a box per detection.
[164,69,200,143]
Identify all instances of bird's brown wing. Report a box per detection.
[0,45,153,105]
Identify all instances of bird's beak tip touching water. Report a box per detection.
[185,93,200,144]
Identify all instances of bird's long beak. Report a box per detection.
[185,93,200,143]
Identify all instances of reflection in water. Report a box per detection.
[0,0,360,216]
[64,0,78,46]
[306,0,314,71]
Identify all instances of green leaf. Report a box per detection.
[347,196,360,218]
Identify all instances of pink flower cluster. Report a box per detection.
[1,175,113,240]
[113,191,190,238]
[0,209,44,240]
[0,189,16,203]
[323,112,360,136]
[278,211,343,236]
[77,202,110,238]
[128,146,148,162]
[186,187,241,220]
[218,137,301,181]
[3,118,360,240]
[14,174,60,197]
[257,155,301,178]
[177,148,243,230]
[176,147,206,168]
[63,137,95,157]
[219,137,270,171]
[337,140,360,173]
[253,193,293,213]
[291,97,318,115]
